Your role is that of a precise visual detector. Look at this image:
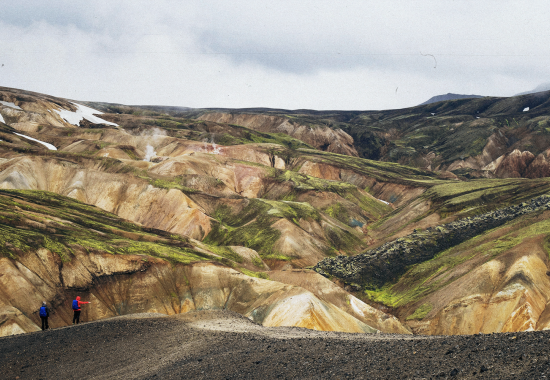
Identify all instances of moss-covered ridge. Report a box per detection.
[0,189,214,264]
[267,148,442,188]
[368,177,550,244]
[204,198,366,261]
[314,194,550,289]
[423,177,550,217]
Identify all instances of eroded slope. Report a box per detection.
[315,194,550,334]
[0,190,406,337]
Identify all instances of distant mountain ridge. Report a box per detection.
[515,82,550,96]
[419,93,484,105]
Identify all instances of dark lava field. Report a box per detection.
[0,311,549,379]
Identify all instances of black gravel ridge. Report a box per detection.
[0,311,549,379]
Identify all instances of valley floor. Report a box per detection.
[0,311,549,379]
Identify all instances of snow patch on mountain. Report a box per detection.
[0,101,22,110]
[14,133,57,150]
[0,113,5,124]
[54,103,118,127]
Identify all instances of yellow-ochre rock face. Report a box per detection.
[0,156,213,240]
[268,269,410,334]
[411,238,550,335]
[0,249,401,336]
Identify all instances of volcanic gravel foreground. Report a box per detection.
[1,311,549,380]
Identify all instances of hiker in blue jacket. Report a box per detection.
[39,301,49,330]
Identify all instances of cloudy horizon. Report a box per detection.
[1,1,549,110]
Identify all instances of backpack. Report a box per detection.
[39,306,47,317]
[72,300,79,310]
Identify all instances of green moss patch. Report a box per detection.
[0,190,210,264]
[204,200,282,257]
[424,178,550,217]
[204,197,364,259]
[406,303,433,320]
[294,150,442,188]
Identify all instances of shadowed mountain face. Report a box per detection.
[419,93,484,105]
[2,85,550,337]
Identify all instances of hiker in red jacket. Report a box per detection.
[72,296,90,324]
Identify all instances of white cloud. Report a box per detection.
[1,1,549,110]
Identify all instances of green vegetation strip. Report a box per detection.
[314,195,550,289]
[365,210,550,312]
[0,190,210,264]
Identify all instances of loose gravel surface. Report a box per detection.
[1,311,550,379]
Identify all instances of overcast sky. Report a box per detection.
[1,1,549,110]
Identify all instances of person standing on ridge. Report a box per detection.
[39,301,49,330]
[72,296,90,325]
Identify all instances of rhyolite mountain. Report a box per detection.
[2,85,550,336]
[189,90,550,179]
